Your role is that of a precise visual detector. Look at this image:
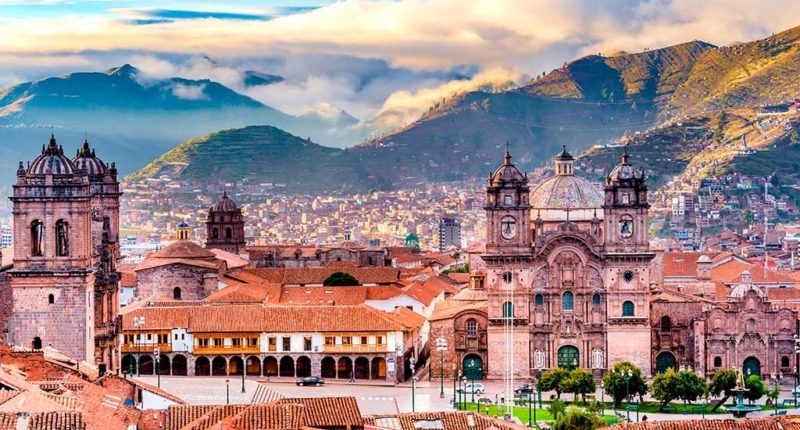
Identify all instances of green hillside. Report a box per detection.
[128,126,366,193]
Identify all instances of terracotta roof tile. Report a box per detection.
[609,416,800,430]
[167,405,214,430]
[275,397,362,428]
[248,267,400,285]
[364,411,528,430]
[28,411,86,430]
[0,413,15,430]
[230,403,306,430]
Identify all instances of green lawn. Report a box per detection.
[459,402,619,426]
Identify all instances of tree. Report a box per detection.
[322,272,360,286]
[540,368,571,399]
[552,406,604,430]
[549,399,567,421]
[676,370,708,405]
[564,369,596,404]
[744,375,765,404]
[709,369,738,410]
[602,362,648,406]
[650,368,679,411]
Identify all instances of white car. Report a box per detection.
[457,383,486,394]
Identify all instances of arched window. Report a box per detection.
[782,356,791,368]
[212,228,219,239]
[55,220,69,256]
[225,227,232,239]
[562,292,574,311]
[622,301,635,317]
[48,294,54,305]
[502,301,513,318]
[713,356,722,367]
[592,293,601,305]
[466,319,478,336]
[31,219,44,257]
[535,294,544,305]
[661,316,672,332]
[173,287,182,300]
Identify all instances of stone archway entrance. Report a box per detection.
[463,354,483,380]
[557,345,579,369]
[743,357,761,377]
[655,351,677,374]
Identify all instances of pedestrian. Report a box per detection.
[350,373,355,384]
[495,393,499,405]
[642,415,648,422]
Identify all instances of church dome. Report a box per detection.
[72,139,107,176]
[28,135,76,175]
[489,151,526,186]
[530,147,603,221]
[210,191,239,212]
[607,147,645,184]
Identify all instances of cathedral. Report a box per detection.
[479,147,654,380]
[5,136,121,373]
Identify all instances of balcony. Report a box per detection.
[122,343,172,354]
[193,345,261,355]
[323,344,390,353]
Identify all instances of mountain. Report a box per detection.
[0,64,360,183]
[128,126,365,193]
[243,71,284,88]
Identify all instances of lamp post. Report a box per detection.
[600,380,605,417]
[436,337,447,399]
[154,347,160,388]
[226,378,230,404]
[622,369,633,423]
[772,373,782,416]
[241,354,246,393]
[452,364,458,409]
[461,375,467,410]
[410,357,417,412]
[537,366,543,408]
[527,383,533,427]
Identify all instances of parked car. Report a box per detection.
[514,384,535,394]
[296,376,324,386]
[457,383,486,394]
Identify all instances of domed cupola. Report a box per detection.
[72,138,107,177]
[210,191,239,212]
[606,146,646,186]
[27,135,76,176]
[530,146,604,222]
[490,150,527,187]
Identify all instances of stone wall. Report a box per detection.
[136,265,216,300]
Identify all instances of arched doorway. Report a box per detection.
[321,357,336,378]
[195,357,210,376]
[263,356,278,377]
[228,356,244,376]
[557,345,579,369]
[212,356,227,376]
[337,357,353,379]
[655,351,677,373]
[279,356,295,377]
[32,337,42,350]
[172,355,188,376]
[743,357,761,377]
[157,355,171,375]
[354,357,370,379]
[246,356,261,376]
[122,355,136,375]
[371,357,386,380]
[139,356,154,375]
[463,354,483,380]
[296,356,311,377]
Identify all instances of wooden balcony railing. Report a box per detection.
[193,345,261,355]
[121,343,172,354]
[323,344,390,353]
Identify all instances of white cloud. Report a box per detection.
[170,83,208,100]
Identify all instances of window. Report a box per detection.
[282,337,291,351]
[592,293,601,305]
[622,301,635,317]
[197,338,210,348]
[31,219,44,257]
[502,301,513,318]
[325,336,335,346]
[661,316,672,332]
[377,336,385,345]
[535,294,544,305]
[268,337,277,351]
[504,195,512,205]
[225,227,232,239]
[562,292,574,311]
[622,193,630,204]
[48,294,54,305]
[502,272,512,283]
[466,319,478,336]
[173,287,182,300]
[360,336,368,345]
[55,220,69,256]
[249,337,258,347]
[232,338,242,347]
[158,334,168,344]
[213,338,223,347]
[713,356,722,367]
[342,336,352,346]
[212,228,219,239]
[304,337,312,351]
[619,216,634,238]
[782,356,791,368]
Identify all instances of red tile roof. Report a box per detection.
[275,397,363,428]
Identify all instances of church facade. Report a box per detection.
[6,136,121,372]
[482,148,654,379]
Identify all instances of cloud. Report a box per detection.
[111,6,318,25]
[170,83,208,100]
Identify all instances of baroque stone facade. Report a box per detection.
[205,192,246,255]
[6,136,121,372]
[482,148,654,379]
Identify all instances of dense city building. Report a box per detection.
[438,217,461,252]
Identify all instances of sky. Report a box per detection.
[3,0,800,132]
